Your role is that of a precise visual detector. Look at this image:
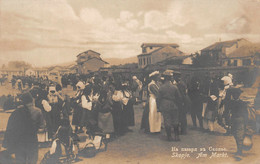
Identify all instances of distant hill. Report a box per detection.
[43,56,138,69]
[104,56,137,66]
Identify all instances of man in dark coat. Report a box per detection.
[3,92,45,164]
[174,72,188,135]
[227,87,248,156]
[157,70,182,141]
[188,77,204,130]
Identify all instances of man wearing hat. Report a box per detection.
[173,71,188,135]
[226,87,248,156]
[157,70,182,141]
[3,92,45,164]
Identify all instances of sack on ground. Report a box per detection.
[80,143,96,158]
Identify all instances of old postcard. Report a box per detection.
[0,0,259,163]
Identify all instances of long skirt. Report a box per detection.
[84,109,98,136]
[123,102,135,127]
[50,104,62,133]
[72,105,82,126]
[141,101,150,132]
[98,112,114,134]
[148,95,161,133]
[112,102,126,135]
[43,111,53,139]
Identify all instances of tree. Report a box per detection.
[192,52,219,67]
[7,61,32,70]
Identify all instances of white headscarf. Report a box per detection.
[149,71,159,77]
[76,81,85,90]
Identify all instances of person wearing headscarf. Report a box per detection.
[81,85,98,138]
[147,71,162,133]
[30,84,53,141]
[97,83,114,137]
[132,76,143,102]
[72,81,85,133]
[122,80,135,130]
[3,92,45,164]
[17,78,23,91]
[47,85,64,137]
[112,80,127,136]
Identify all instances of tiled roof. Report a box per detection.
[137,47,164,57]
[141,43,179,48]
[227,43,260,58]
[138,46,184,57]
[201,38,249,51]
[78,56,109,64]
[77,50,101,57]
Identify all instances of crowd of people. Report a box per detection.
[1,70,258,163]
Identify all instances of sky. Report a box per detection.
[0,0,260,67]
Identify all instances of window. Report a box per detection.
[139,58,142,65]
[147,58,149,65]
[254,60,260,66]
[143,58,146,65]
[228,60,231,66]
[242,59,251,66]
[234,60,237,66]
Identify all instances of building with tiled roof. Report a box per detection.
[137,43,185,68]
[76,50,109,74]
[200,38,251,66]
[222,43,260,67]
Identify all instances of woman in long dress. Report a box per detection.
[97,84,114,135]
[122,81,135,130]
[148,71,161,133]
[72,81,85,133]
[111,82,126,136]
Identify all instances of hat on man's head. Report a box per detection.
[173,71,181,76]
[228,73,233,79]
[149,71,160,77]
[49,86,56,92]
[76,81,85,90]
[20,92,33,104]
[132,76,137,80]
[163,70,174,76]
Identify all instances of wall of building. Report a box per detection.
[85,51,100,58]
[138,55,152,68]
[78,58,105,74]
[142,46,161,54]
[225,44,238,55]
[151,46,182,64]
[77,51,100,64]
[225,39,250,55]
[138,46,183,68]
[223,57,255,67]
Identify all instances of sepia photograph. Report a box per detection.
[0,0,260,163]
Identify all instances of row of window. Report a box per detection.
[139,57,152,66]
[226,59,252,66]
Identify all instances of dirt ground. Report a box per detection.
[0,83,260,164]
